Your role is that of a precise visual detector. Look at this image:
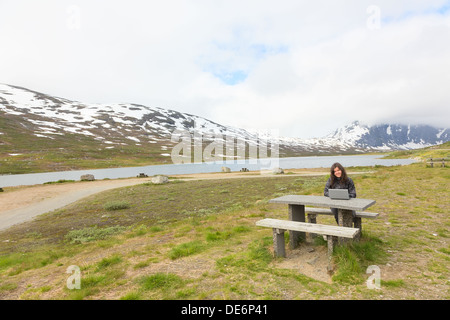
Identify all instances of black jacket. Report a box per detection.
[324,177,356,198]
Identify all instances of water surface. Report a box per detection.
[0,154,416,187]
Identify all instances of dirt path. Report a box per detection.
[0,168,368,231]
[0,178,155,231]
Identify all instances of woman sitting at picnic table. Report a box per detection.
[324,162,357,224]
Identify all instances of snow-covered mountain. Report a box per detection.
[0,83,448,160]
[0,83,249,143]
[327,121,449,151]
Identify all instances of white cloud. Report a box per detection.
[0,0,449,138]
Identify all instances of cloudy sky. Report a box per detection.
[1,0,449,138]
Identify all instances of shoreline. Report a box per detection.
[0,153,416,189]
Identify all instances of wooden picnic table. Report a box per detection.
[268,195,376,246]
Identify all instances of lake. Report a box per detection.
[0,154,416,188]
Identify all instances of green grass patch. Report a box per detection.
[381,279,406,288]
[216,237,273,273]
[168,240,206,260]
[332,235,388,285]
[43,180,76,184]
[96,255,123,271]
[0,248,71,276]
[139,273,185,291]
[205,225,251,242]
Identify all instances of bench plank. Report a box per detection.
[256,218,359,272]
[256,218,359,238]
[305,207,379,218]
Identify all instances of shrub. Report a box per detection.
[103,201,130,211]
[65,226,126,244]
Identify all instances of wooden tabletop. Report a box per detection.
[269,195,376,211]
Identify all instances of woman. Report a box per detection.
[324,163,356,224]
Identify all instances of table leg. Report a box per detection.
[289,204,305,249]
[337,209,353,244]
[306,213,317,243]
[354,217,362,241]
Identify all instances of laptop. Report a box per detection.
[329,189,350,200]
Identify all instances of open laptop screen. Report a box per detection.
[329,189,350,200]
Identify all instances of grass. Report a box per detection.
[332,234,387,284]
[96,255,123,271]
[0,146,448,299]
[168,241,206,260]
[139,273,185,290]
[384,141,450,161]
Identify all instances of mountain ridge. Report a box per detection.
[327,120,449,150]
[0,83,448,173]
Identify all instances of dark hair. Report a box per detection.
[330,162,348,187]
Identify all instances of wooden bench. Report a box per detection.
[427,158,448,168]
[305,207,379,240]
[256,218,360,271]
